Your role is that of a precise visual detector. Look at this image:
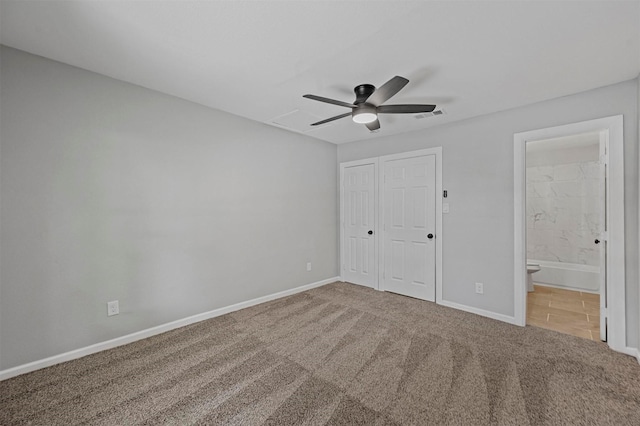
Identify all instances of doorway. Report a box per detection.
[524,131,605,341]
[513,115,626,352]
[339,148,443,302]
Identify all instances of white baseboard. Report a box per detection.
[621,346,640,364]
[531,282,599,294]
[0,276,339,381]
[437,299,520,326]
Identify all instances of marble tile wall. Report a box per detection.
[526,161,600,266]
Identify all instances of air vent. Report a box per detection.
[414,109,445,120]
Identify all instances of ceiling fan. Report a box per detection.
[303,76,436,131]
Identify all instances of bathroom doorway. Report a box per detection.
[513,116,626,353]
[525,132,604,341]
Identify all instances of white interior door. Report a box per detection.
[342,163,377,288]
[382,155,436,301]
[598,132,608,341]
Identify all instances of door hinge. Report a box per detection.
[600,154,608,166]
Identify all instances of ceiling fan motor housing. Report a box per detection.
[354,84,376,104]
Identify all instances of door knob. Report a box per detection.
[368,230,373,235]
[427,233,434,239]
[595,239,600,244]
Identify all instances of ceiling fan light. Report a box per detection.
[352,112,377,124]
[352,105,377,124]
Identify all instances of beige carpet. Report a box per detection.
[1,281,639,425]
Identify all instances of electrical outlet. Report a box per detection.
[306,262,312,271]
[107,300,119,316]
[475,283,484,294]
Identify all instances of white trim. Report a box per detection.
[378,147,443,303]
[438,299,519,325]
[527,259,600,274]
[638,73,640,367]
[532,282,600,295]
[514,135,527,326]
[513,115,626,353]
[620,346,640,363]
[0,276,339,381]
[339,157,379,290]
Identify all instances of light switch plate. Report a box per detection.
[443,203,450,213]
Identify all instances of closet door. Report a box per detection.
[382,154,436,301]
[342,163,377,288]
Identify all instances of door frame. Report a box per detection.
[513,115,625,352]
[379,147,443,301]
[339,157,380,289]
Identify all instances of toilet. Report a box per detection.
[527,263,541,292]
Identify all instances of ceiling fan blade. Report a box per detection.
[377,104,436,114]
[303,94,356,108]
[365,76,409,106]
[365,119,380,131]
[310,112,352,126]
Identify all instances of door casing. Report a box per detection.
[513,115,626,353]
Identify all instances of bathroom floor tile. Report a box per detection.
[587,314,600,324]
[527,284,600,341]
[527,297,551,308]
[526,317,552,329]
[581,292,600,302]
[548,314,598,331]
[590,329,603,341]
[544,288,584,301]
[548,287,583,297]
[527,309,549,322]
[584,307,600,317]
[548,300,587,314]
[528,318,592,340]
[532,285,553,293]
[583,300,600,310]
[544,307,589,322]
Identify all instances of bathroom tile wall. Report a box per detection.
[526,161,600,266]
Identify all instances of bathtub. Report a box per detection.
[527,259,600,292]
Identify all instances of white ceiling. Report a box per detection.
[1,1,639,144]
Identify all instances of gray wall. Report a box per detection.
[338,79,639,349]
[0,46,338,370]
